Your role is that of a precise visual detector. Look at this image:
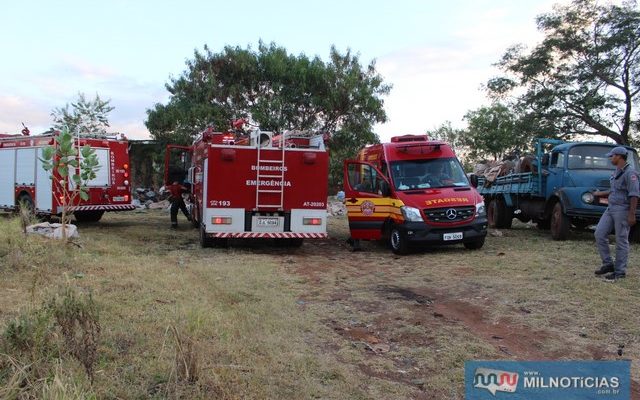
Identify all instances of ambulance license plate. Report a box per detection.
[443,232,463,241]
[257,217,279,227]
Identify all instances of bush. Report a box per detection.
[3,307,56,356]
[0,285,101,397]
[48,286,101,383]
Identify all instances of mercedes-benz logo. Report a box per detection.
[445,208,457,220]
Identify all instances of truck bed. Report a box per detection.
[477,172,543,197]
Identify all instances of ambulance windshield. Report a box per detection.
[390,158,469,191]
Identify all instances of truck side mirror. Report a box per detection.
[469,174,479,188]
[541,154,550,166]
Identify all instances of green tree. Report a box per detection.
[487,0,640,144]
[146,42,390,187]
[463,104,523,161]
[52,93,115,135]
[40,128,101,241]
[427,121,467,150]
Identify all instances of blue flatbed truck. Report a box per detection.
[472,139,640,240]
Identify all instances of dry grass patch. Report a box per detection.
[3,211,639,399]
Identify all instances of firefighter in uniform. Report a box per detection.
[167,181,192,229]
[593,146,639,281]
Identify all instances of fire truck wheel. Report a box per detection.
[464,237,485,250]
[16,193,34,214]
[390,227,409,255]
[199,224,213,248]
[212,238,229,248]
[74,211,104,223]
[289,238,304,248]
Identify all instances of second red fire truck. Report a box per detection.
[0,130,135,221]
[166,127,329,247]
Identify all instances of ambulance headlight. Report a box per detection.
[582,192,594,204]
[475,201,486,217]
[401,206,423,222]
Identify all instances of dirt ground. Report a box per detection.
[288,216,640,399]
[1,209,640,399]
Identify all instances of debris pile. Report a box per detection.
[27,222,79,240]
[474,155,538,186]
[327,199,346,216]
[132,187,171,209]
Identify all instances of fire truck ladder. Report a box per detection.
[254,138,286,210]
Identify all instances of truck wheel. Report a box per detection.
[390,227,410,255]
[464,237,485,250]
[537,218,551,230]
[550,202,570,240]
[16,193,34,214]
[74,210,104,223]
[191,206,200,228]
[488,197,513,229]
[289,238,304,248]
[212,238,229,248]
[487,199,499,228]
[200,224,213,248]
[629,225,640,244]
[573,220,591,230]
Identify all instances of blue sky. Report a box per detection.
[0,0,561,140]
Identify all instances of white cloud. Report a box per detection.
[0,57,167,138]
[0,95,52,134]
[373,2,557,142]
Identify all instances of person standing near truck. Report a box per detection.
[593,147,639,281]
[166,181,192,229]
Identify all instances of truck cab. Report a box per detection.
[543,141,639,235]
[343,135,488,254]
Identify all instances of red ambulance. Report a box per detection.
[166,127,329,247]
[343,135,488,254]
[0,130,135,221]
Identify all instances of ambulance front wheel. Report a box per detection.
[390,227,409,255]
[464,237,485,250]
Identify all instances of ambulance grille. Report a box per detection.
[424,206,475,223]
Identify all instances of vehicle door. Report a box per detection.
[343,160,393,240]
[547,150,565,193]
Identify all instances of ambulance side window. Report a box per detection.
[347,164,377,194]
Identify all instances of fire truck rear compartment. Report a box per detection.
[203,208,326,237]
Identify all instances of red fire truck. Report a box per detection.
[0,130,135,221]
[166,127,329,247]
[343,135,488,254]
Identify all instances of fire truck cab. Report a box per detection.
[0,131,135,221]
[167,127,329,248]
[343,135,488,254]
